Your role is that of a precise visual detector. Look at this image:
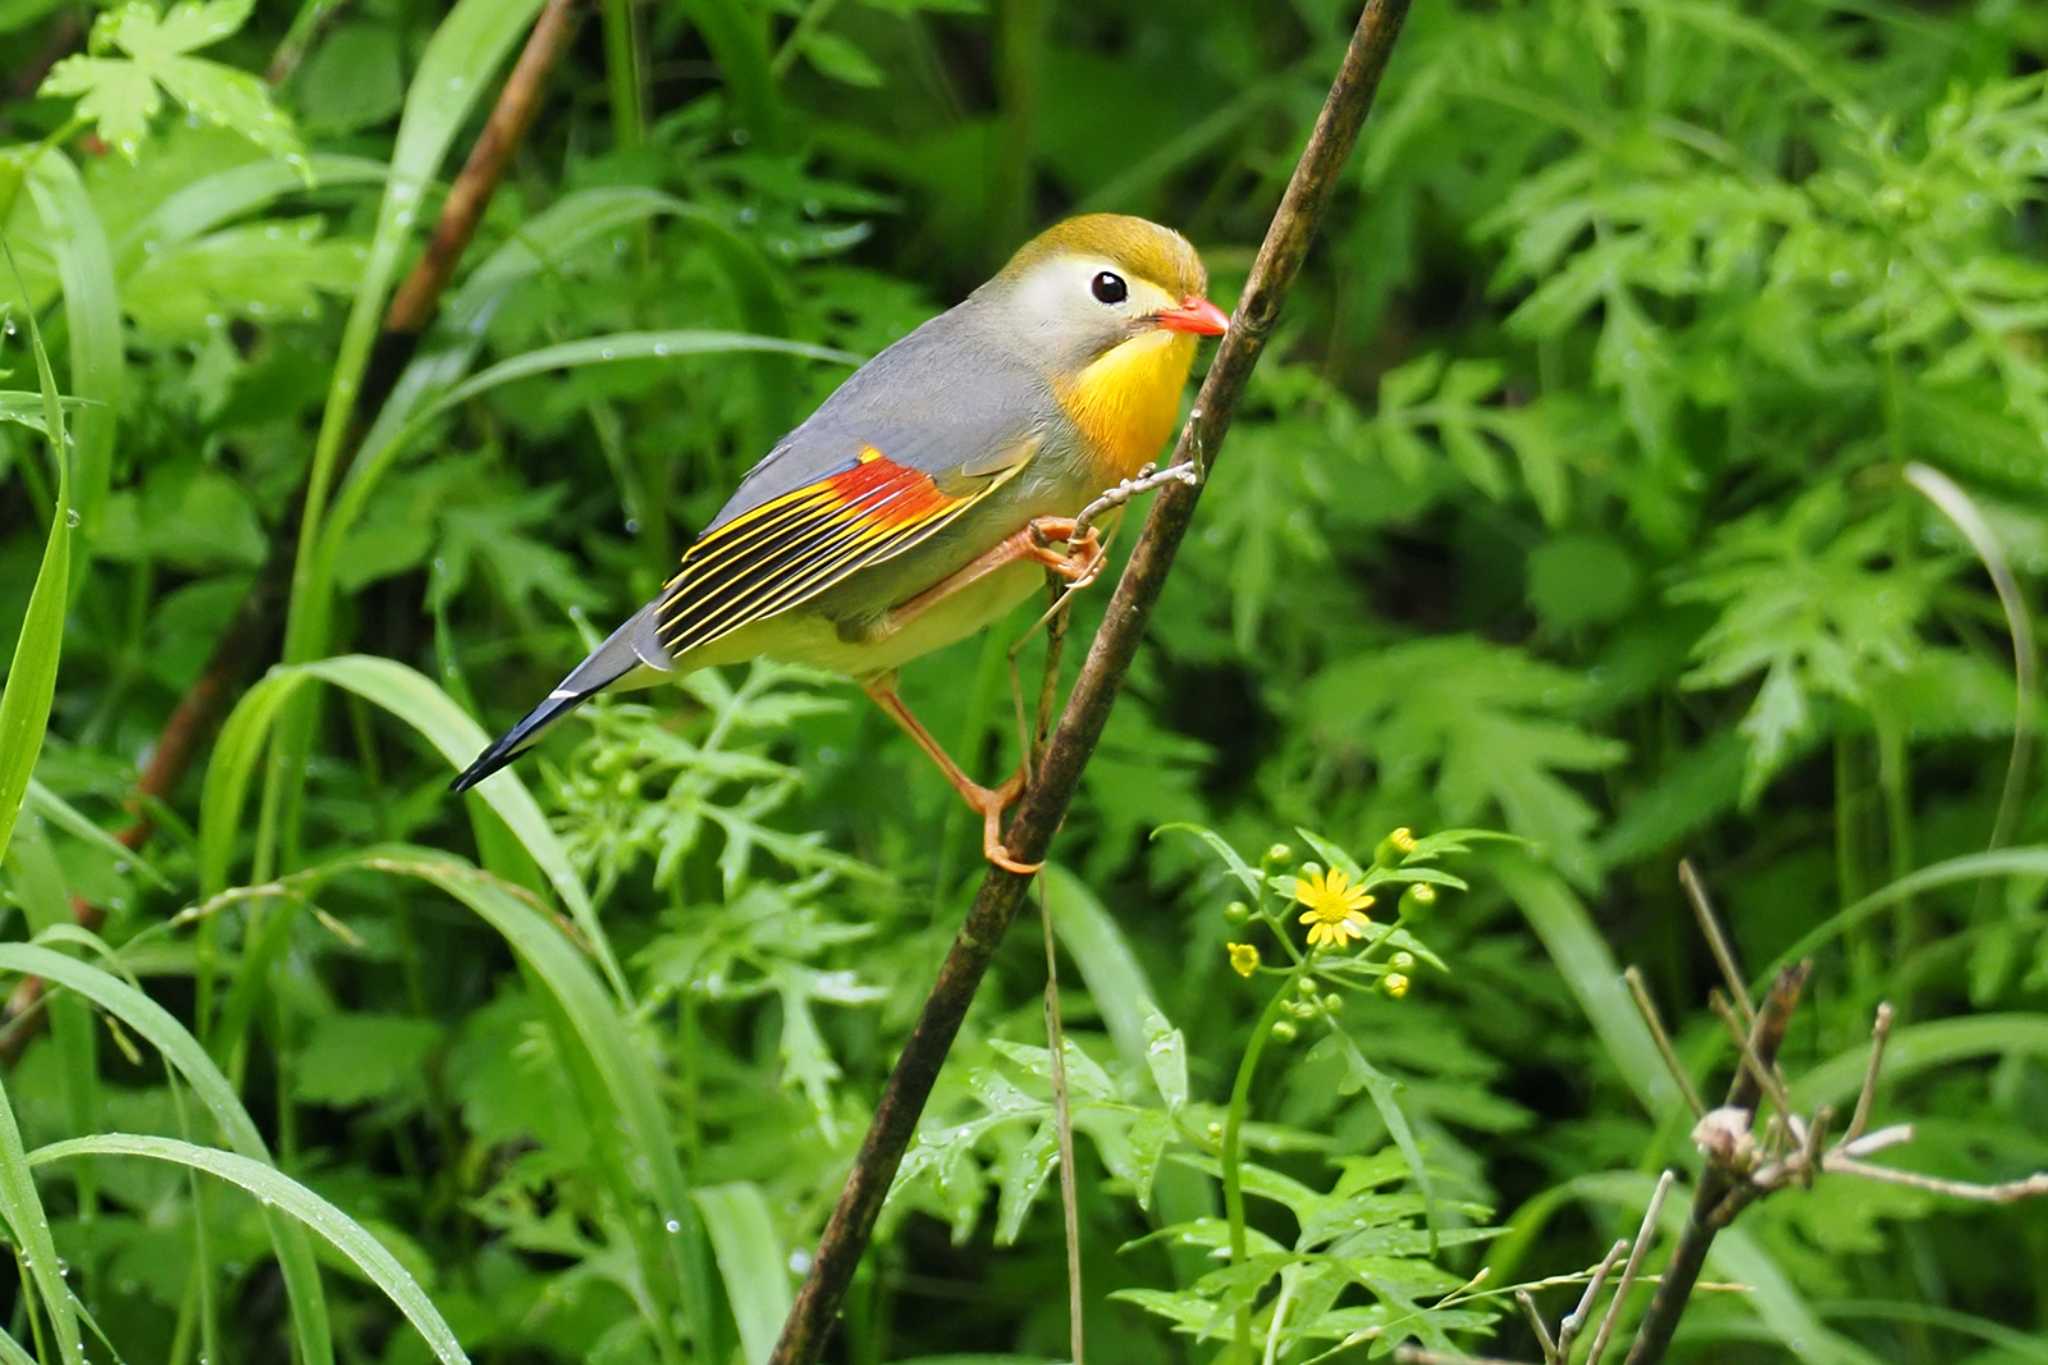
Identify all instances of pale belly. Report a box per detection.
[678,552,1048,680]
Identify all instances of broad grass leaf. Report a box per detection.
[29,1134,463,1364]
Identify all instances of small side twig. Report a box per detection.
[1843,1002,1893,1144]
[1707,990,1796,1123]
[1585,1170,1675,1365]
[1515,1289,1558,1365]
[1623,967,1704,1118]
[1554,1239,1628,1361]
[1679,860,1753,1030]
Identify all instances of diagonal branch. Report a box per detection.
[767,3,1415,1360]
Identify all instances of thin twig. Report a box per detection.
[1822,1157,2048,1203]
[1039,889,1085,1364]
[1070,459,1201,544]
[1624,967,1705,1118]
[1555,1239,1628,1361]
[1586,1170,1674,1365]
[1708,990,1796,1124]
[1393,1347,1534,1365]
[1844,1002,1893,1144]
[766,5,1415,1360]
[1679,860,1753,1030]
[1515,1289,1560,1365]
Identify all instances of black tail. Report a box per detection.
[450,685,602,793]
[452,600,672,794]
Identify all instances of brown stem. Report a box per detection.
[0,0,586,1061]
[766,4,1415,1361]
[1623,961,1811,1365]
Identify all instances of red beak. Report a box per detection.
[1154,296,1230,336]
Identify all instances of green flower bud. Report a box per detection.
[1322,993,1344,1014]
[1264,843,1294,867]
[1375,827,1418,867]
[1299,861,1324,881]
[1270,1019,1298,1044]
[1400,883,1437,916]
[1224,900,1251,924]
[1391,951,1416,970]
[1296,977,1319,997]
[1381,973,1411,1000]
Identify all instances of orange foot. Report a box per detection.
[1025,517,1107,589]
[969,770,1041,875]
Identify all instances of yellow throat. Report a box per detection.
[1058,330,1199,480]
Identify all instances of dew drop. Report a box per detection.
[65,508,81,528]
[664,1218,683,1234]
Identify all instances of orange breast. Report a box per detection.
[1056,331,1198,481]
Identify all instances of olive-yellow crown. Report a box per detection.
[997,213,1208,302]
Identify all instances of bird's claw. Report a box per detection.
[1024,517,1106,589]
[974,770,1041,875]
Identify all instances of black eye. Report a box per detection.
[1090,271,1128,305]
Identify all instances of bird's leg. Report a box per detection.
[861,673,1040,875]
[865,517,1106,644]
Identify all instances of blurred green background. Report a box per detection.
[2,0,2047,1361]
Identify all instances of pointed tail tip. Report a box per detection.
[448,747,506,795]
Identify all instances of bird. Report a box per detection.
[451,213,1228,873]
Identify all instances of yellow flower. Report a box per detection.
[1295,866,1374,950]
[1227,942,1260,978]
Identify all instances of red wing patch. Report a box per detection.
[654,445,1019,658]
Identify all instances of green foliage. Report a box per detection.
[1,1,2046,1362]
[39,0,301,163]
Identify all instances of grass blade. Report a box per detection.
[0,942,336,1365]
[22,151,119,546]
[1494,853,1680,1119]
[693,1182,792,1365]
[0,241,72,866]
[28,1134,464,1365]
[0,1070,81,1364]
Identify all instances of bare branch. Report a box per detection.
[1624,960,1809,1365]
[767,5,1417,1359]
[1844,1002,1893,1144]
[1624,967,1705,1118]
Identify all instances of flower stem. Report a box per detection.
[1223,958,1312,1356]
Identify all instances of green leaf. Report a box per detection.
[0,943,335,1364]
[1303,638,1625,883]
[29,1133,464,1364]
[123,216,365,338]
[803,31,885,87]
[292,1013,443,1107]
[0,246,71,866]
[692,1183,792,1365]
[40,0,302,163]
[0,1071,82,1365]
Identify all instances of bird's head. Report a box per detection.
[978,213,1228,379]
